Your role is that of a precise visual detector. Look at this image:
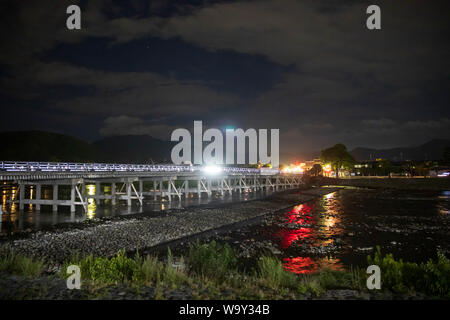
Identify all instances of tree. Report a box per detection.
[402,161,415,177]
[378,159,392,176]
[443,147,450,165]
[308,164,322,176]
[320,144,355,178]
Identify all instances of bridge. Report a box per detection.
[0,161,303,213]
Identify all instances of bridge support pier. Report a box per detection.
[126,182,132,206]
[35,183,41,211]
[52,184,58,212]
[70,183,76,212]
[16,179,86,213]
[19,184,24,211]
[111,183,116,206]
[8,168,305,213]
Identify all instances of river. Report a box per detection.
[150,186,450,274]
[0,184,275,236]
[2,184,449,274]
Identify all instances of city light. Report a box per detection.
[281,163,305,174]
[201,165,223,175]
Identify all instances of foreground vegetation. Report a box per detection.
[368,246,450,297]
[1,241,449,299]
[0,250,45,277]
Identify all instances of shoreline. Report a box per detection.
[324,177,450,191]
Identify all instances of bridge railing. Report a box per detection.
[0,161,301,176]
[0,161,195,173]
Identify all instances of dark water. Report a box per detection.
[254,188,450,273]
[155,187,450,274]
[0,184,274,236]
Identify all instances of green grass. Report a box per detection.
[3,242,449,299]
[0,250,45,277]
[367,246,450,297]
[187,240,237,282]
[60,249,189,289]
[257,256,297,289]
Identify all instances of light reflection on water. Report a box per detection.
[273,188,450,274]
[275,192,345,274]
[283,256,344,274]
[0,184,274,236]
[438,191,450,215]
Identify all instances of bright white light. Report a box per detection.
[202,165,223,175]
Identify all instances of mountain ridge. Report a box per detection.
[0,130,172,163]
[349,139,450,161]
[0,130,448,163]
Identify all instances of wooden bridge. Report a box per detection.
[0,161,303,213]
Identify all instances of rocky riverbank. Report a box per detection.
[0,187,341,267]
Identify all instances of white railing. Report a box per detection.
[0,161,302,176]
[0,161,194,173]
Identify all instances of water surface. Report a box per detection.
[261,187,450,273]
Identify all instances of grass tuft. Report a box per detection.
[367,246,450,297]
[0,250,45,277]
[61,249,188,288]
[257,256,298,290]
[187,240,237,282]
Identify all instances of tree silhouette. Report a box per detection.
[308,164,322,176]
[443,147,450,165]
[320,144,355,178]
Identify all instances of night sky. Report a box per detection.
[1,0,449,162]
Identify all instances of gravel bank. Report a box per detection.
[0,188,341,265]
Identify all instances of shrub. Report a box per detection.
[187,240,237,281]
[258,256,297,289]
[418,251,450,297]
[367,246,450,296]
[0,250,45,277]
[318,269,355,289]
[61,249,187,287]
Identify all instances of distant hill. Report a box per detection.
[0,131,98,162]
[350,139,450,161]
[93,135,174,163]
[1,130,448,163]
[0,131,173,163]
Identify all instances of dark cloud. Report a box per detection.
[0,0,449,162]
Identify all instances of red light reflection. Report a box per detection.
[283,256,344,274]
[276,203,314,248]
[283,257,318,274]
[277,228,311,248]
